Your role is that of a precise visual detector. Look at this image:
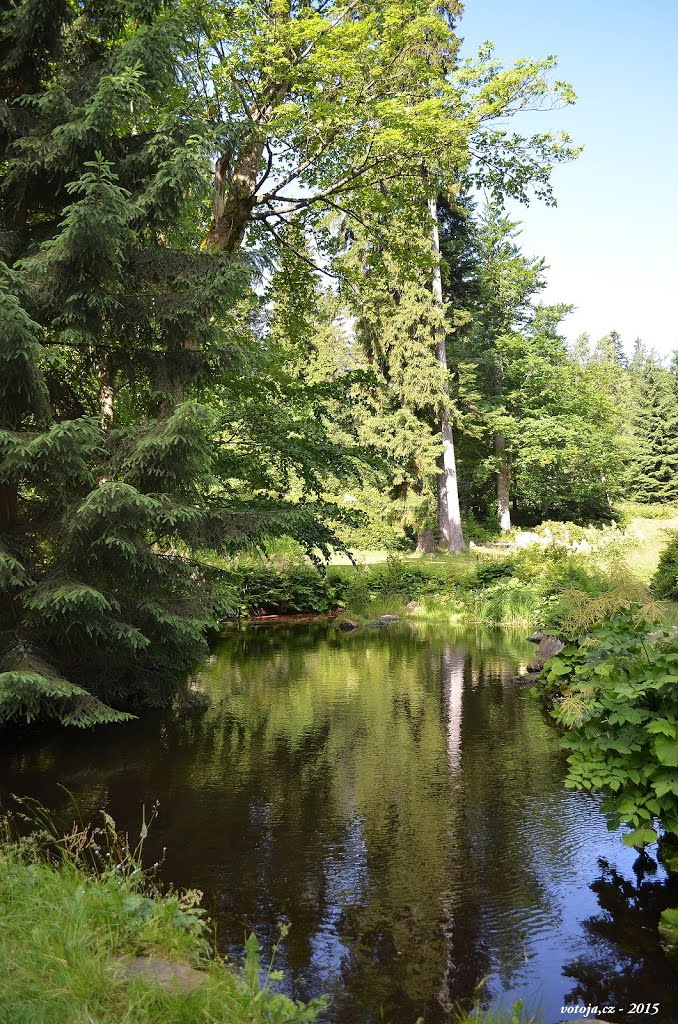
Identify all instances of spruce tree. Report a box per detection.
[445,209,623,525]
[0,0,353,727]
[627,362,678,504]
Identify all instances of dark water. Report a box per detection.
[2,623,677,1023]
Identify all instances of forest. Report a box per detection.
[2,1,678,1022]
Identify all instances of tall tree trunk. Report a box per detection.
[416,528,435,553]
[495,432,511,532]
[0,484,17,531]
[99,362,115,429]
[0,482,19,624]
[429,196,465,554]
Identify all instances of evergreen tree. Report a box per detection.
[670,348,678,383]
[593,330,627,368]
[610,330,627,368]
[448,207,545,531]
[0,0,356,727]
[627,361,678,504]
[339,214,447,550]
[445,209,623,525]
[501,307,623,521]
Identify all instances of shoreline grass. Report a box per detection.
[0,813,541,1024]
[0,813,327,1024]
[210,509,678,631]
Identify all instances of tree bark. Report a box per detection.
[416,528,435,553]
[429,196,465,554]
[205,83,288,253]
[495,432,511,532]
[0,484,17,531]
[205,144,263,253]
[99,362,115,429]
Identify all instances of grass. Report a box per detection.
[0,812,542,1024]
[331,510,678,629]
[450,1007,540,1024]
[619,506,678,583]
[206,508,678,630]
[0,812,327,1024]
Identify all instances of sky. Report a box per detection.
[457,0,678,358]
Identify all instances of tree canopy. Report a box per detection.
[2,0,675,726]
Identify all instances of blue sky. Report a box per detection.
[457,0,678,358]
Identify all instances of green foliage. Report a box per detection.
[540,609,678,848]
[0,813,326,1024]
[659,906,678,949]
[472,559,520,585]
[222,544,636,630]
[450,1004,538,1024]
[627,360,678,504]
[221,554,445,618]
[620,500,678,521]
[450,208,623,527]
[0,0,362,727]
[227,560,347,616]
[651,532,678,601]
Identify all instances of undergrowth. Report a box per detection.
[211,534,667,630]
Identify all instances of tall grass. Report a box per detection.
[0,807,326,1024]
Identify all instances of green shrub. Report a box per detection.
[540,608,678,850]
[366,555,438,597]
[472,559,520,586]
[651,531,678,601]
[659,907,678,949]
[327,556,441,615]
[227,560,347,615]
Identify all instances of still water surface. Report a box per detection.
[2,624,677,1023]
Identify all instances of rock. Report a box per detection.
[378,614,400,625]
[649,625,678,641]
[114,955,208,994]
[526,630,545,644]
[337,618,359,632]
[508,672,539,685]
[527,634,564,671]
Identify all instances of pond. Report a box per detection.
[2,623,677,1022]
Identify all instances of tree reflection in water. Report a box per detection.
[563,855,678,1016]
[2,624,677,1024]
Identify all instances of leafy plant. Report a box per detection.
[540,608,678,848]
[0,807,327,1023]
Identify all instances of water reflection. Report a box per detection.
[1,623,677,1022]
[563,855,678,1013]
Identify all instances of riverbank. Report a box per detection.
[214,513,678,631]
[0,820,328,1024]
[0,822,540,1024]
